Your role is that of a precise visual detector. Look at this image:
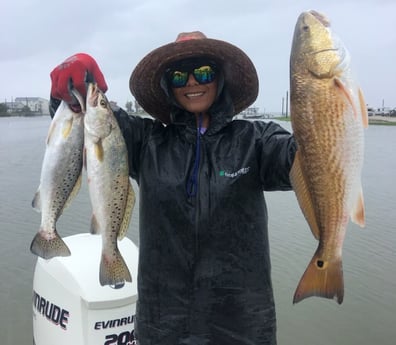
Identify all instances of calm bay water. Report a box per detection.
[0,116,395,344]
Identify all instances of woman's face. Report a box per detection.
[172,74,218,115]
[172,61,217,114]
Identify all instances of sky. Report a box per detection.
[2,0,395,113]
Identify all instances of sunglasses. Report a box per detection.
[166,61,217,88]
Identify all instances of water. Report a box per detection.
[1,116,395,344]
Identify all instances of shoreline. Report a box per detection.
[2,113,396,126]
[368,115,396,125]
[273,115,396,126]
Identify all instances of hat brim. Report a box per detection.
[130,38,259,124]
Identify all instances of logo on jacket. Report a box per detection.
[219,167,250,178]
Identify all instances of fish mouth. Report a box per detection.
[69,103,83,113]
[309,48,338,56]
[87,83,99,107]
[308,10,331,27]
[70,88,86,113]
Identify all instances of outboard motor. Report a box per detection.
[32,233,138,345]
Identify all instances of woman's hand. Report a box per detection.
[50,53,108,107]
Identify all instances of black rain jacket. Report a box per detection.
[111,100,297,345]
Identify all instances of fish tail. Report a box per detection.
[99,248,132,287]
[30,230,71,259]
[293,250,344,304]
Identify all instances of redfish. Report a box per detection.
[289,10,368,304]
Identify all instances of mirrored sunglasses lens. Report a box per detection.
[171,71,188,87]
[193,66,215,84]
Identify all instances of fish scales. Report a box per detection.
[30,94,85,259]
[289,10,367,304]
[84,82,135,287]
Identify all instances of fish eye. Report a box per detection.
[100,99,107,107]
[303,25,310,32]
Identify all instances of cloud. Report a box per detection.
[1,0,395,111]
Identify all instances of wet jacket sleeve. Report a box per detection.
[255,121,297,191]
[112,108,156,182]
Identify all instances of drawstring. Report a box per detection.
[187,113,203,197]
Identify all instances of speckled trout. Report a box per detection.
[31,92,85,259]
[84,82,135,287]
[289,10,368,304]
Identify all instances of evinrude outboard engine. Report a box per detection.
[32,233,138,345]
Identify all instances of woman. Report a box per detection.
[49,31,297,345]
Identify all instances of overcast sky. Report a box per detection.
[2,0,395,113]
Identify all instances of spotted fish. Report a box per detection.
[31,91,85,259]
[84,82,135,287]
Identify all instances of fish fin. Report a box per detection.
[90,214,101,234]
[293,249,344,304]
[83,146,87,171]
[30,229,71,259]
[334,77,359,121]
[99,248,132,287]
[46,121,57,145]
[31,189,41,212]
[351,188,365,227]
[290,151,321,240]
[358,88,369,128]
[62,117,73,139]
[94,140,104,162]
[118,181,136,240]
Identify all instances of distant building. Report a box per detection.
[9,97,50,115]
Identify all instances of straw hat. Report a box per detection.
[130,31,258,124]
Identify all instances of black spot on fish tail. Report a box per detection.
[293,251,344,304]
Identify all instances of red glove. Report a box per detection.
[50,53,108,105]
